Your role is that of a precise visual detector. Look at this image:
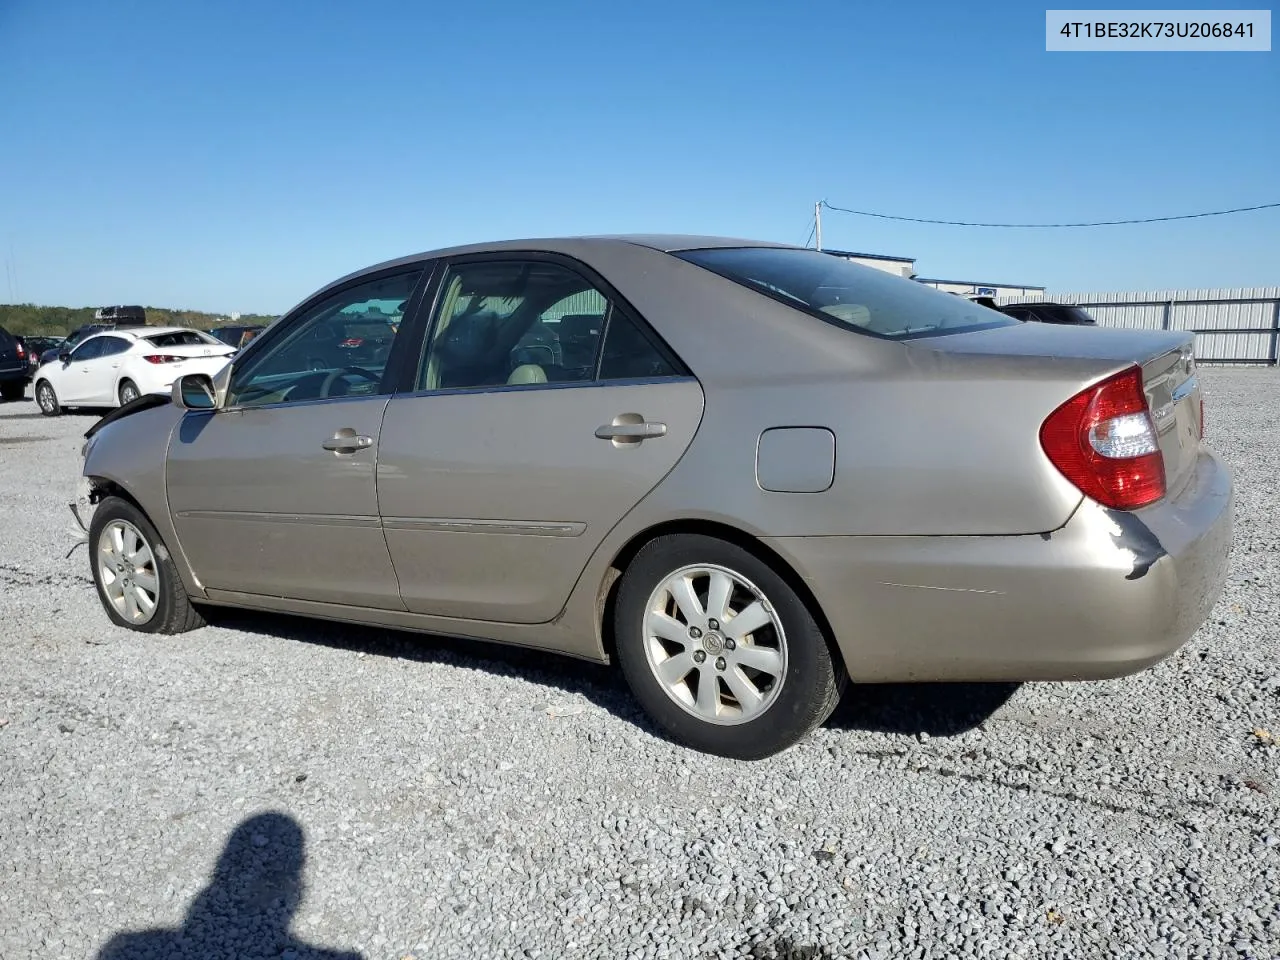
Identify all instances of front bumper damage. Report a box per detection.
[67,475,95,557]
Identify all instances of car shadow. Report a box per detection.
[204,609,1018,740]
[204,607,655,727]
[94,811,364,959]
[826,680,1021,737]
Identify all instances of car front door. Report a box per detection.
[165,268,427,609]
[57,336,110,403]
[377,256,705,624]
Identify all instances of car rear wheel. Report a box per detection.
[89,496,206,634]
[614,534,844,759]
[35,380,61,416]
[118,380,140,405]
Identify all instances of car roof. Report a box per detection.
[294,235,796,319]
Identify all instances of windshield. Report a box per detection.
[144,330,221,348]
[677,247,1020,340]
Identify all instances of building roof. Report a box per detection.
[820,248,916,264]
[914,277,1046,291]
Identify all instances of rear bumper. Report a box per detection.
[765,449,1234,682]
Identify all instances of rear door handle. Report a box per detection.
[595,416,667,443]
[322,429,374,453]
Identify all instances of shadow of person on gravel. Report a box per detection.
[94,811,363,960]
[825,681,1021,736]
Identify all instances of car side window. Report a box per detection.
[417,261,608,391]
[227,271,419,408]
[598,310,682,381]
[97,336,131,357]
[70,338,106,362]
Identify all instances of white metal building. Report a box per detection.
[818,250,1043,298]
[913,277,1046,299]
[819,249,916,278]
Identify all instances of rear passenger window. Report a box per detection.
[419,261,607,390]
[97,336,131,357]
[417,258,687,391]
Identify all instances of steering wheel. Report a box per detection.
[319,366,380,398]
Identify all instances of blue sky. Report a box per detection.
[0,0,1275,314]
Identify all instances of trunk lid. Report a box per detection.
[911,321,1203,498]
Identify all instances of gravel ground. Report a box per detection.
[0,368,1277,960]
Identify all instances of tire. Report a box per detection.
[35,380,62,417]
[89,496,206,634]
[0,380,23,401]
[118,379,140,405]
[614,534,845,760]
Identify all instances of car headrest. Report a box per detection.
[507,364,547,386]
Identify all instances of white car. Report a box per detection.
[33,326,235,416]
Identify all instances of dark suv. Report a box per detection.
[999,301,1097,326]
[0,326,31,400]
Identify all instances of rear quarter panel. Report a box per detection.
[575,245,1090,537]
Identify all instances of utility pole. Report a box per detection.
[814,201,822,251]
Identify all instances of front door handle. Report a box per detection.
[595,415,668,444]
[322,428,373,454]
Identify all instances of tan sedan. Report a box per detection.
[75,237,1233,758]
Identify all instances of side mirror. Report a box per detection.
[58,351,71,363]
[172,373,218,410]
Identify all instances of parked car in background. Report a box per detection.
[21,336,64,375]
[0,325,32,400]
[209,324,266,350]
[1000,301,1098,326]
[73,236,1232,759]
[34,326,234,415]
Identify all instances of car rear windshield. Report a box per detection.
[676,247,1019,340]
[144,330,218,348]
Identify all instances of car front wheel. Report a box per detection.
[614,534,844,760]
[35,380,61,416]
[89,496,206,634]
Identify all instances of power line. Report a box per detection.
[802,219,816,248]
[819,198,1280,228]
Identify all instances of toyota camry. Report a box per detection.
[72,236,1234,758]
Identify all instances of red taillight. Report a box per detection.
[1039,366,1166,511]
[15,343,24,358]
[143,354,185,364]
[339,337,363,348]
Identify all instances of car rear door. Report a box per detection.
[165,268,427,609]
[84,335,133,402]
[377,256,704,624]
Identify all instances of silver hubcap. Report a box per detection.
[96,519,160,624]
[38,384,54,411]
[643,563,787,725]
[121,384,137,402]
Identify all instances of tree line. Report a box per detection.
[0,303,276,337]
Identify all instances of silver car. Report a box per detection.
[76,237,1233,758]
